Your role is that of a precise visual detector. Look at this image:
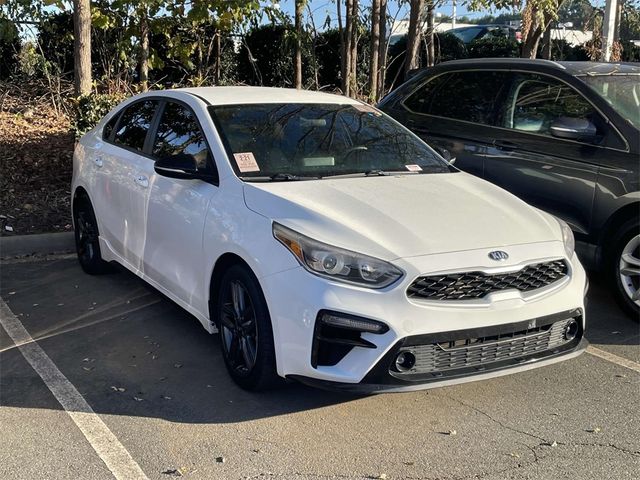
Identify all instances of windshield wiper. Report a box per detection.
[270,173,301,181]
[364,169,390,176]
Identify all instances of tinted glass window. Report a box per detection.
[103,113,119,140]
[153,102,209,169]
[405,71,510,124]
[210,103,451,179]
[506,74,595,135]
[114,101,157,151]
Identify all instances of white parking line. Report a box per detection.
[587,345,640,373]
[0,299,148,480]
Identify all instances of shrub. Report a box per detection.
[468,35,520,58]
[0,18,21,79]
[73,93,126,137]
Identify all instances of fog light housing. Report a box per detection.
[564,319,579,341]
[311,311,389,368]
[394,351,416,372]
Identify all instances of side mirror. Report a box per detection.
[550,117,598,143]
[155,153,202,180]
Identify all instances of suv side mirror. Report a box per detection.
[550,117,598,143]
[155,153,214,181]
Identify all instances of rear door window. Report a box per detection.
[113,100,158,152]
[404,71,511,125]
[152,102,210,170]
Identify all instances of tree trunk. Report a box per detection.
[425,2,435,67]
[542,24,552,59]
[73,0,91,96]
[376,0,387,100]
[295,0,304,89]
[405,0,424,75]
[342,0,352,95]
[139,7,149,91]
[343,0,358,96]
[214,33,221,85]
[349,0,359,96]
[369,0,381,101]
[337,0,345,92]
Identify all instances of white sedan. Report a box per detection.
[72,87,588,392]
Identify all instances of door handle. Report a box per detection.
[493,140,518,151]
[94,157,103,168]
[134,175,149,188]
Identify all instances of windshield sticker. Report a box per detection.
[405,164,423,172]
[234,152,260,173]
[353,104,382,116]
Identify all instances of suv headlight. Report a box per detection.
[273,222,403,288]
[556,217,575,259]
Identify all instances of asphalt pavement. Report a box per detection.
[1,255,638,480]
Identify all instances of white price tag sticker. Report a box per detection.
[405,164,423,172]
[233,152,260,173]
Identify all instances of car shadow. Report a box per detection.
[0,257,363,424]
[0,257,637,425]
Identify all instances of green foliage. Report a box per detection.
[468,34,520,58]
[237,23,311,88]
[73,93,126,137]
[0,18,20,79]
[315,28,341,90]
[38,11,74,75]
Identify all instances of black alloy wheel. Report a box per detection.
[73,199,111,275]
[217,264,280,390]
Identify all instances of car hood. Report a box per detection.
[243,172,561,260]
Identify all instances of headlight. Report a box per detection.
[556,217,575,258]
[273,222,403,288]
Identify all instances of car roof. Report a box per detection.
[164,86,361,106]
[435,58,640,75]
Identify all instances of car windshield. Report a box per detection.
[209,103,452,180]
[581,74,640,129]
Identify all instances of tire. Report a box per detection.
[607,218,640,321]
[216,264,281,390]
[73,198,111,275]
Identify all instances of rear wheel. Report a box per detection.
[608,219,640,321]
[73,198,111,275]
[217,264,280,390]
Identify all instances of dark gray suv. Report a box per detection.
[379,59,639,319]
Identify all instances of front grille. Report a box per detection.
[396,319,574,375]
[407,259,568,301]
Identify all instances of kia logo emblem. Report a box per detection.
[488,251,509,261]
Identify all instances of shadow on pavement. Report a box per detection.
[0,256,637,425]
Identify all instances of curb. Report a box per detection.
[0,232,75,258]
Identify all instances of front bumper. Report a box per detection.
[288,311,588,393]
[260,242,588,389]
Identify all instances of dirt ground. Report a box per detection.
[0,81,75,236]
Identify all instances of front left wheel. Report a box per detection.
[73,198,111,275]
[217,264,281,390]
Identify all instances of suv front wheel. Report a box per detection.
[609,218,640,321]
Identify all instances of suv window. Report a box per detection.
[113,101,157,151]
[404,71,510,124]
[505,74,595,136]
[153,102,210,169]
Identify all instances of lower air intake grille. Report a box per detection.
[407,259,568,301]
[398,320,572,375]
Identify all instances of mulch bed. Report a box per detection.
[1,81,75,236]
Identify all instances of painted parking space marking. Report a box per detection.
[587,345,640,373]
[0,299,148,480]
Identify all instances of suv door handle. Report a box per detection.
[94,157,104,168]
[134,175,149,188]
[493,140,518,151]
